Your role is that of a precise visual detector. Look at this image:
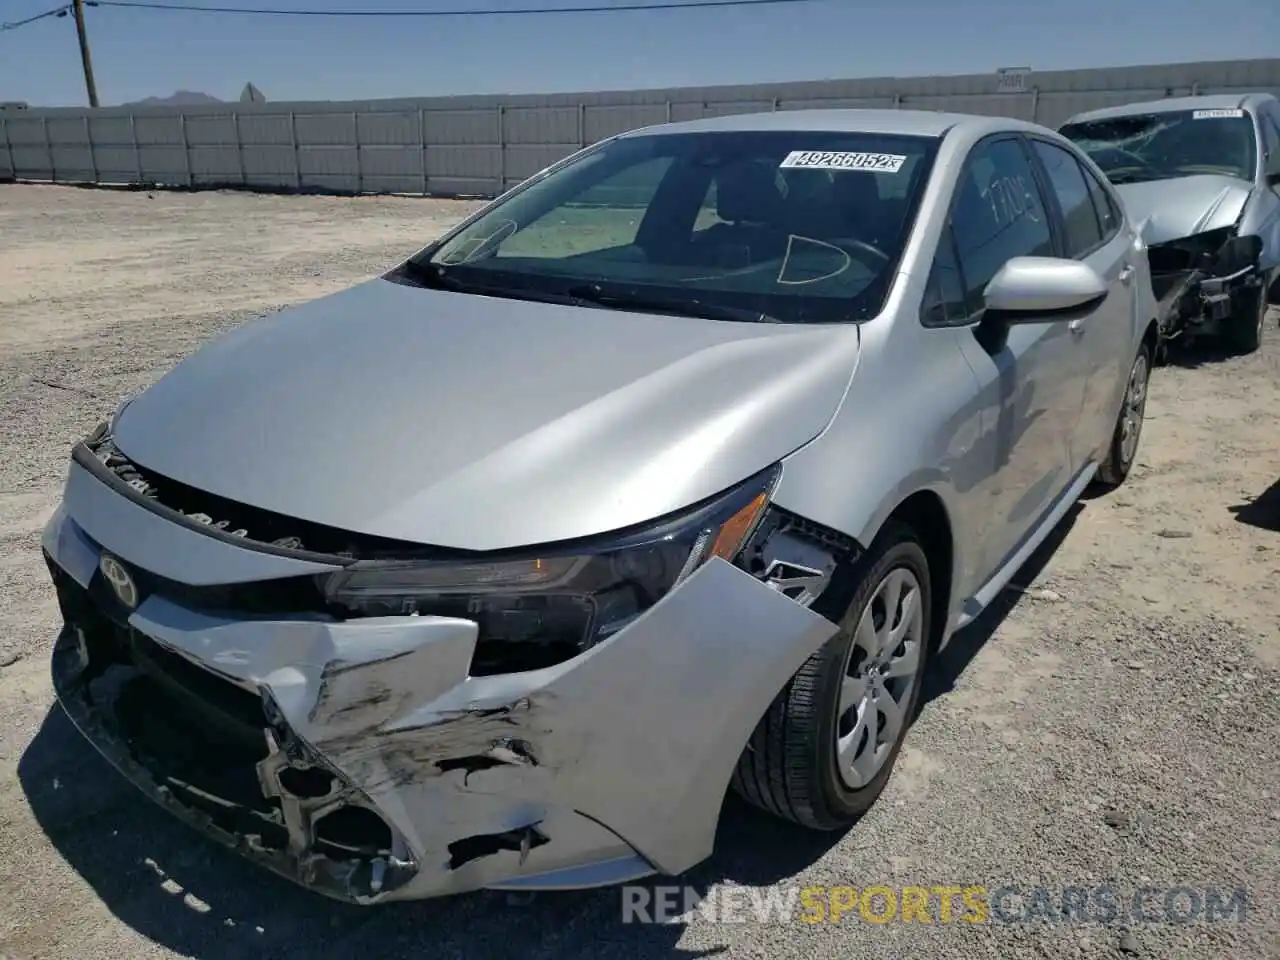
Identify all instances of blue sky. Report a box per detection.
[1,0,1277,107]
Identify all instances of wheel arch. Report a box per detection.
[876,489,956,652]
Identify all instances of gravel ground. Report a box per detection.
[1,183,1278,960]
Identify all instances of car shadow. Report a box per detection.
[918,500,1082,710]
[19,703,840,958]
[19,504,1083,958]
[1161,338,1241,369]
[1229,476,1280,533]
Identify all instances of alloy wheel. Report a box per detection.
[835,566,924,790]
[1119,351,1149,466]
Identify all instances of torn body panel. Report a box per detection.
[44,482,839,904]
[1140,223,1268,342]
[1120,173,1280,345]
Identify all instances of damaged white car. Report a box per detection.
[44,109,1158,904]
[1060,93,1280,354]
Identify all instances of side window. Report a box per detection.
[950,138,1054,308]
[921,225,969,326]
[1029,139,1103,256]
[1080,163,1122,241]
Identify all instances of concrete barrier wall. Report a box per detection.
[3,58,1277,198]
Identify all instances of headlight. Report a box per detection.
[323,465,780,674]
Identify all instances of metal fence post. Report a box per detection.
[1,117,13,179]
[1030,86,1040,124]
[665,100,672,123]
[233,110,247,186]
[353,110,362,195]
[289,111,301,190]
[771,97,780,111]
[578,102,586,148]
[84,115,97,183]
[129,114,142,184]
[43,116,54,182]
[893,93,903,109]
[497,104,506,196]
[179,112,193,187]
[418,106,427,196]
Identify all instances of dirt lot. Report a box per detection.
[1,183,1278,960]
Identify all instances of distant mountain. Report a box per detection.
[125,90,223,107]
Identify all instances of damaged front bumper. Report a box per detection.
[42,454,839,904]
[1146,228,1266,340]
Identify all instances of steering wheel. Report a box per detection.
[839,237,892,267]
[686,235,893,284]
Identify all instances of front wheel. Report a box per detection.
[1094,339,1152,489]
[731,521,932,830]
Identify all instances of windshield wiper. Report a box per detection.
[399,260,577,306]
[565,283,779,324]
[1105,170,1156,184]
[399,258,467,289]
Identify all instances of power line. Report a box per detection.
[1,4,71,32]
[93,0,826,18]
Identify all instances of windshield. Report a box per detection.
[411,129,939,324]
[1059,108,1258,185]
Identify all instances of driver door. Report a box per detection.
[943,136,1086,583]
[1026,136,1136,472]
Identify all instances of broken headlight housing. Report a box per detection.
[1147,225,1236,275]
[323,465,780,674]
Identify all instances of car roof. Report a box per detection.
[1063,92,1277,125]
[615,108,1050,140]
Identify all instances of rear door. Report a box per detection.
[1025,135,1136,471]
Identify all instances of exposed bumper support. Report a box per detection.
[1147,233,1265,341]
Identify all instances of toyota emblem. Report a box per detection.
[99,554,139,610]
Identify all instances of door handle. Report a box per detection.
[1118,264,1135,285]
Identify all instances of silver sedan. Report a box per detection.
[43,107,1158,904]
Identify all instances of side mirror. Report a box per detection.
[973,256,1108,355]
[983,256,1109,320]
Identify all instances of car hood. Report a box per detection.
[113,278,860,552]
[1116,174,1253,246]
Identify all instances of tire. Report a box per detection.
[731,520,931,830]
[1094,339,1152,490]
[1224,283,1266,355]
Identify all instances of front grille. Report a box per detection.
[50,557,270,751]
[135,565,333,618]
[50,556,412,897]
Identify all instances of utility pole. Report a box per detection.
[71,0,99,108]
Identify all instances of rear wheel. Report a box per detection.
[1094,340,1151,490]
[1224,284,1266,354]
[731,521,931,830]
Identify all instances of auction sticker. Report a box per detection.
[780,150,907,173]
[1192,108,1244,119]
